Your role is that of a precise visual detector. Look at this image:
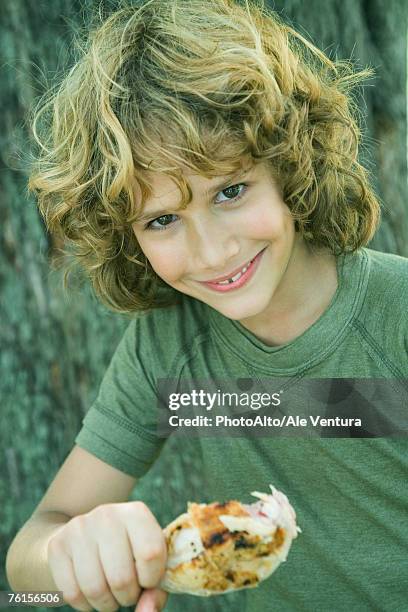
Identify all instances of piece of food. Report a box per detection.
[159,484,300,596]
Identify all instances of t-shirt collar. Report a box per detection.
[208,249,370,374]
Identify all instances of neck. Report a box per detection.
[239,239,338,346]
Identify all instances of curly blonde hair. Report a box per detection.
[29,0,380,314]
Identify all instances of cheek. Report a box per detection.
[242,201,294,242]
[136,235,187,283]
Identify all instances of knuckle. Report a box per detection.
[130,500,149,515]
[47,535,63,556]
[92,504,122,529]
[83,582,107,600]
[62,588,78,603]
[117,596,138,608]
[63,589,89,608]
[108,573,135,592]
[139,543,165,562]
[88,592,119,612]
[94,503,115,518]
[95,602,119,612]
[69,514,88,535]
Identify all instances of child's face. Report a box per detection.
[132,162,302,321]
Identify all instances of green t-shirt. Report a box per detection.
[76,247,408,611]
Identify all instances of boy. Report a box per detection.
[6,0,408,611]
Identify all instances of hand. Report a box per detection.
[47,501,168,611]
[133,587,168,612]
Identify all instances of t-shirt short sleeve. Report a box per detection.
[75,316,165,477]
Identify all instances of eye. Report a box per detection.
[215,183,247,203]
[147,214,178,231]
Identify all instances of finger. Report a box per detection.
[48,540,93,612]
[71,540,120,612]
[135,588,168,612]
[98,522,141,607]
[124,502,167,588]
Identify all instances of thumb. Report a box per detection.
[135,587,168,612]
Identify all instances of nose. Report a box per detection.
[189,216,240,274]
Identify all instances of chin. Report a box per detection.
[212,295,270,322]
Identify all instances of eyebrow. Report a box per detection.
[135,169,251,223]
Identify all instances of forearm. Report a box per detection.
[6,511,70,597]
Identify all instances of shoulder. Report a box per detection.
[355,247,408,372]
[137,294,211,341]
[361,247,408,316]
[129,294,212,372]
[364,247,408,289]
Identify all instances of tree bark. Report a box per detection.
[271,0,408,254]
[1,1,406,611]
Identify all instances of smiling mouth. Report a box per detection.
[198,247,267,292]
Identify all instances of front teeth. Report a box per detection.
[216,262,250,285]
